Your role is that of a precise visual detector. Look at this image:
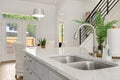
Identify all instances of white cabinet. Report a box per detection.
[24,55,29,66]
[29,70,39,80]
[24,54,69,80]
[29,57,36,72]
[49,71,69,80]
[24,55,39,80]
[24,67,29,80]
[24,55,30,80]
[36,62,49,80]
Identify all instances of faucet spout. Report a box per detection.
[74,23,96,57]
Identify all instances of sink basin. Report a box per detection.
[68,61,118,70]
[51,56,87,63]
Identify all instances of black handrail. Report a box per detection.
[80,0,119,45]
[86,0,103,22]
[107,0,109,14]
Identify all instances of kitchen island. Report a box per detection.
[24,47,120,80]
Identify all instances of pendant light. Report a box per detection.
[32,8,45,18]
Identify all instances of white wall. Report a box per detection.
[83,0,99,12]
[83,0,99,20]
[105,1,120,27]
[80,34,93,52]
[57,0,85,47]
[57,0,99,47]
[0,0,57,46]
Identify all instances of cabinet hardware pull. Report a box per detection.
[26,69,29,70]
[30,60,32,62]
[30,72,32,74]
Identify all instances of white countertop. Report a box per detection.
[24,47,120,80]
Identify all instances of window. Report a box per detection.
[59,22,64,47]
[6,23,18,54]
[26,24,36,47]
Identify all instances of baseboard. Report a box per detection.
[1,60,16,63]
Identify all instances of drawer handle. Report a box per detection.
[30,60,32,62]
[26,68,29,71]
[30,72,32,75]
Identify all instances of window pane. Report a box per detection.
[59,23,64,43]
[26,24,36,47]
[6,23,18,54]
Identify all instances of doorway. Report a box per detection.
[25,23,36,47]
[1,20,19,61]
[0,20,40,61]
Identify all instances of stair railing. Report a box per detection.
[79,0,119,45]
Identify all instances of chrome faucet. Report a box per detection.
[74,23,96,57]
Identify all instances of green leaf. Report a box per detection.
[73,11,118,46]
[74,20,87,24]
[105,20,118,29]
[95,11,118,46]
[38,38,46,46]
[2,13,39,20]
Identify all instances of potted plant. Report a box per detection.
[95,11,117,53]
[37,38,46,48]
[74,11,118,53]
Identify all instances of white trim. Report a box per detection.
[0,19,2,62]
[0,18,40,62]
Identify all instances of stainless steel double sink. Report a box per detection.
[50,56,117,70]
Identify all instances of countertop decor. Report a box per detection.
[95,11,118,53]
[37,38,46,48]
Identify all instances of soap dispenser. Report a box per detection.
[102,40,112,61]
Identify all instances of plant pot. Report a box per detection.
[98,44,103,54]
[41,45,46,48]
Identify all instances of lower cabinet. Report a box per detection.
[23,56,30,80]
[29,70,39,80]
[49,71,69,80]
[24,66,29,80]
[36,62,49,80]
[24,54,69,80]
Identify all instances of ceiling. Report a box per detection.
[22,0,61,5]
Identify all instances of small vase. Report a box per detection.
[41,45,45,48]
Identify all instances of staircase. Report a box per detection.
[79,0,119,45]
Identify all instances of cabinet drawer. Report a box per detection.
[36,62,49,80]
[23,65,30,80]
[29,57,36,72]
[29,69,39,80]
[24,54,30,65]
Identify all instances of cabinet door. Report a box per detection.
[29,70,39,80]
[49,71,69,80]
[36,62,49,80]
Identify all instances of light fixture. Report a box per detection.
[32,8,45,18]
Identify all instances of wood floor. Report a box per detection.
[0,61,23,80]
